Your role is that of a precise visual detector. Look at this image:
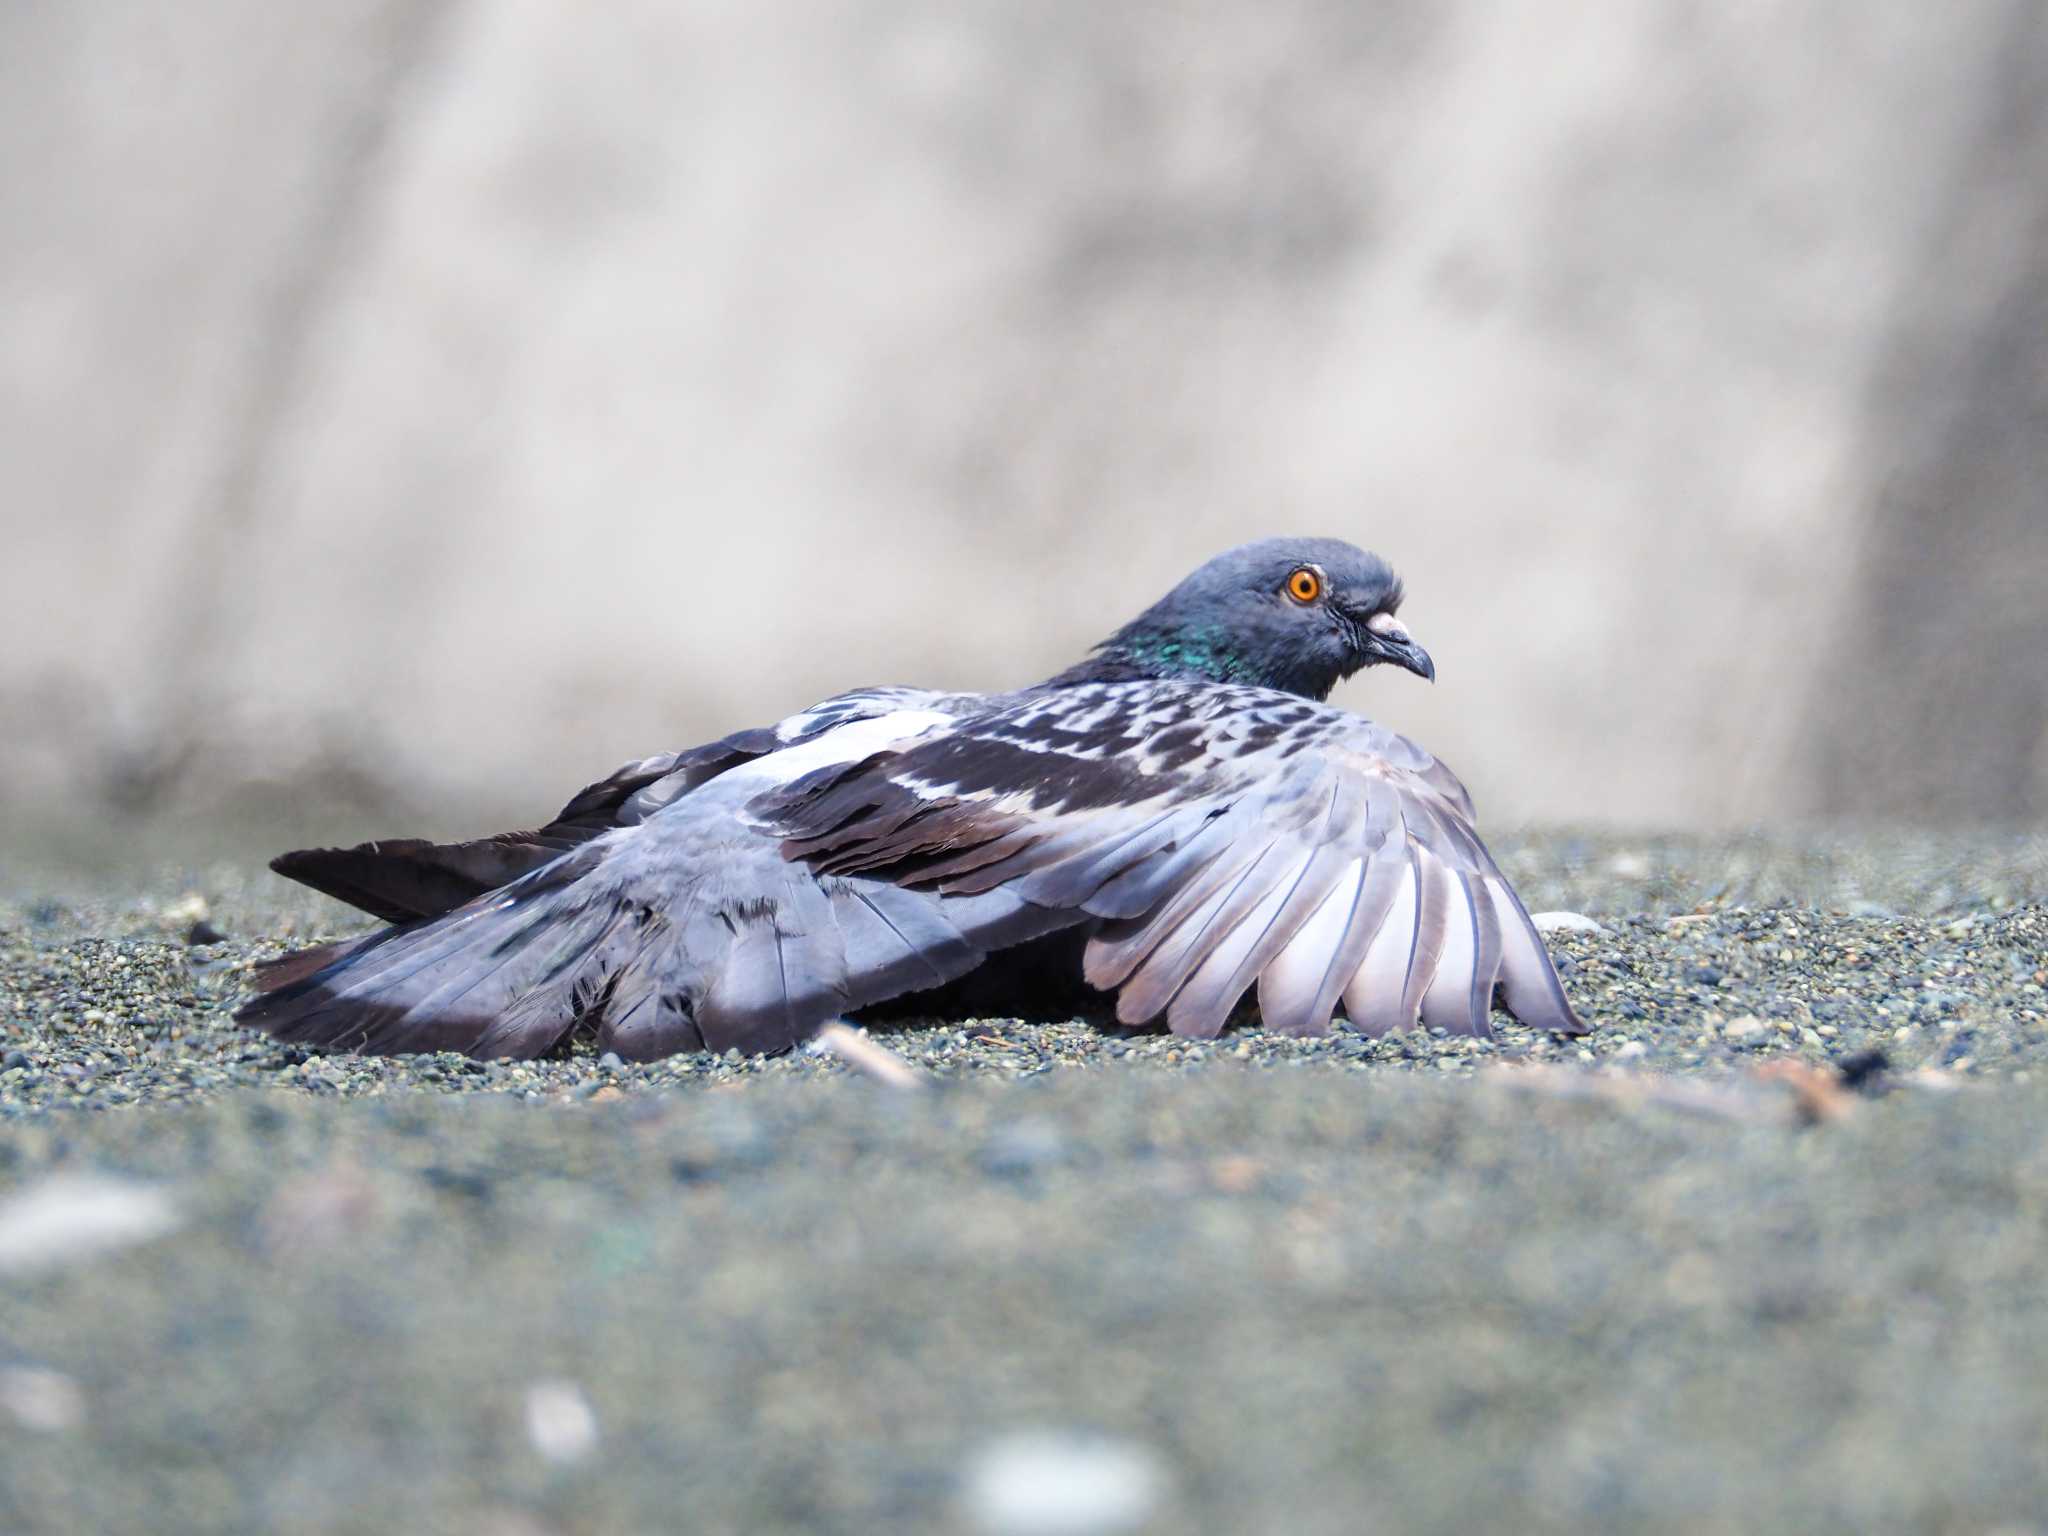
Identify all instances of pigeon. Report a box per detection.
[239,538,1584,1059]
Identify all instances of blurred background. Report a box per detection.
[3,0,2045,858]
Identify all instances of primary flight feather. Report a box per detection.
[239,538,1584,1058]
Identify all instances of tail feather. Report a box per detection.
[270,837,582,925]
[250,935,380,994]
[268,732,786,925]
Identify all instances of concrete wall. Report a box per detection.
[4,0,2045,839]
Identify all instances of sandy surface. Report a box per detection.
[1,830,2045,1533]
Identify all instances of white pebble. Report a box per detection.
[1530,911,1606,935]
[162,892,211,926]
[0,1367,85,1432]
[524,1380,600,1466]
[0,1177,183,1276]
[963,1431,1168,1536]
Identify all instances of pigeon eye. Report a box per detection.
[1285,568,1323,604]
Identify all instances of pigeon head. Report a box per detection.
[1058,537,1433,700]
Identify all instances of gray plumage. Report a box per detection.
[239,539,1583,1058]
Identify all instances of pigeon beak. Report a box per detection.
[1365,612,1435,683]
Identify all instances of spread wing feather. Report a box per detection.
[752,681,1583,1040]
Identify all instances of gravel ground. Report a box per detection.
[1,830,2045,1533]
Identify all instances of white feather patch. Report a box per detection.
[725,710,955,791]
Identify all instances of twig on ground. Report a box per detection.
[808,1023,928,1091]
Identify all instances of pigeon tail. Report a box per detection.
[266,728,792,924]
[240,843,624,1059]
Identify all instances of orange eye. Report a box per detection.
[1285,567,1322,604]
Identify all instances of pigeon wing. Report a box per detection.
[751,681,1582,1039]
[239,691,1083,1060]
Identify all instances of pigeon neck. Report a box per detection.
[1050,624,1263,690]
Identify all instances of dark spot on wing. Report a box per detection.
[901,733,1158,811]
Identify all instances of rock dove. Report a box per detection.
[239,538,1584,1059]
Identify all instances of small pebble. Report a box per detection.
[962,1431,1168,1536]
[0,1176,183,1276]
[1531,911,1607,935]
[524,1380,600,1466]
[0,1367,85,1433]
